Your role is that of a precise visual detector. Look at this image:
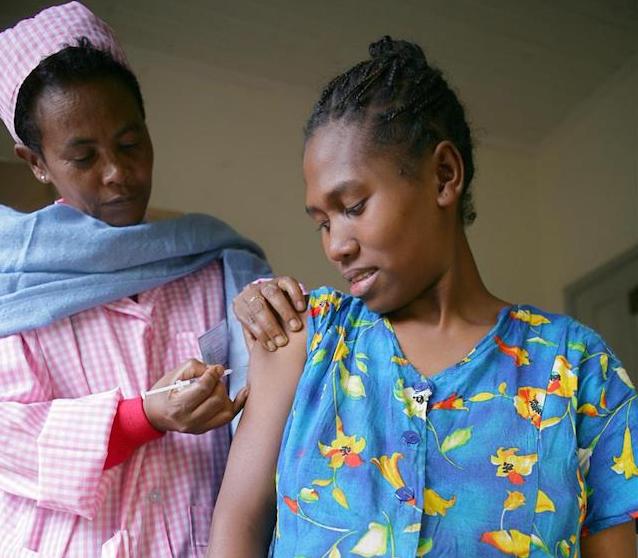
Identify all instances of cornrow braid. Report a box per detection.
[305,35,477,225]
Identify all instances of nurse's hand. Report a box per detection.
[143,360,248,434]
[233,276,307,351]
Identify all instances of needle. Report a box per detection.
[141,368,233,399]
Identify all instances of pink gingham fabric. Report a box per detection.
[0,1,128,142]
[0,262,230,558]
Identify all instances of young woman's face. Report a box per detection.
[29,78,153,227]
[303,122,458,314]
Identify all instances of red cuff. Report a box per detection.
[104,397,164,470]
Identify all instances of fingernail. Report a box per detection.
[296,301,306,311]
[267,341,276,351]
[289,318,301,330]
[275,335,288,347]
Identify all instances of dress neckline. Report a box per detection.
[384,303,517,381]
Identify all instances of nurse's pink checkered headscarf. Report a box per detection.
[0,1,129,142]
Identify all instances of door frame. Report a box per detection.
[565,244,638,316]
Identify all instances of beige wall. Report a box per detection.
[535,56,638,311]
[467,143,543,306]
[128,45,345,290]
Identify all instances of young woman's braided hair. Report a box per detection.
[305,36,476,225]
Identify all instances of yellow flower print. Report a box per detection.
[577,403,599,417]
[615,366,634,389]
[558,540,571,557]
[534,490,555,513]
[371,453,405,490]
[547,356,578,398]
[416,538,433,556]
[503,491,525,511]
[612,426,638,480]
[339,362,366,399]
[391,355,409,366]
[480,529,531,558]
[370,452,415,505]
[351,522,388,557]
[394,382,430,421]
[299,487,319,503]
[576,467,587,524]
[460,348,476,364]
[318,416,366,469]
[491,448,538,485]
[513,387,546,429]
[431,393,468,411]
[309,291,342,317]
[309,332,323,351]
[510,309,550,326]
[333,327,350,361]
[495,337,530,367]
[424,488,456,516]
[578,446,593,476]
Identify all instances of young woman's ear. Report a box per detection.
[15,144,49,184]
[432,141,464,209]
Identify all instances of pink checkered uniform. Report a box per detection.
[0,3,231,557]
[0,263,230,557]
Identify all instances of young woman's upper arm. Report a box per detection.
[207,321,308,558]
[580,520,636,558]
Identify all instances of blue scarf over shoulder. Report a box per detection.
[0,203,271,409]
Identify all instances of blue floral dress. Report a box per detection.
[271,287,638,557]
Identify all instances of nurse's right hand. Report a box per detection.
[142,359,248,434]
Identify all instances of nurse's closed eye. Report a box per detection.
[72,152,94,165]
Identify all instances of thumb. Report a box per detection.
[242,325,257,349]
[232,386,250,416]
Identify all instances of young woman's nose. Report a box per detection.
[325,224,359,263]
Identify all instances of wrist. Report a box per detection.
[142,395,167,433]
[104,397,164,469]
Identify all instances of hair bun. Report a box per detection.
[368,35,427,65]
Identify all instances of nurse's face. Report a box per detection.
[18,77,153,227]
[303,121,462,315]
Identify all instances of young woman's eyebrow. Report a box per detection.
[305,180,362,214]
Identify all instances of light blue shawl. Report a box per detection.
[0,203,272,405]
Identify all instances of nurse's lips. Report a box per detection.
[343,267,379,297]
[103,194,137,206]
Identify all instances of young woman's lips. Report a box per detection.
[347,268,378,298]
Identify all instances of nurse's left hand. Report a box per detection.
[233,276,307,352]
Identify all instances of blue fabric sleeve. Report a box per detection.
[577,330,638,535]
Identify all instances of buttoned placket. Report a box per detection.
[400,377,434,553]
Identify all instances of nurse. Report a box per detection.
[0,3,297,556]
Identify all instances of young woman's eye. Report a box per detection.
[316,220,330,232]
[345,200,366,216]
